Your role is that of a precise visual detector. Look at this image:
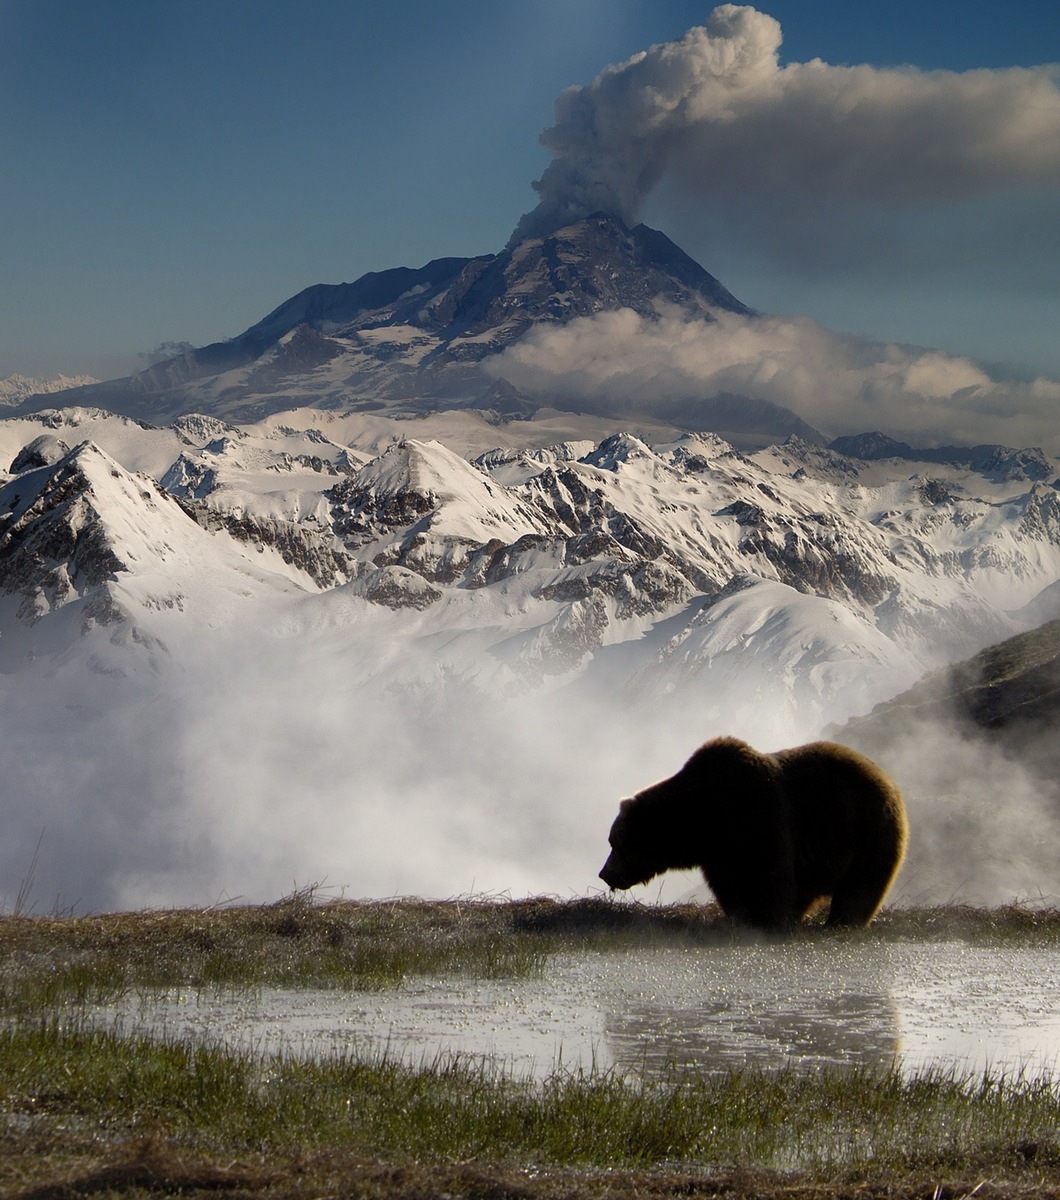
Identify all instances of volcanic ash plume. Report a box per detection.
[511,3,1060,250]
[513,5,782,242]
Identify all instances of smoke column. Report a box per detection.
[511,4,1060,250]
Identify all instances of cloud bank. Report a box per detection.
[0,623,721,914]
[4,626,1059,913]
[513,3,1060,258]
[486,305,1060,452]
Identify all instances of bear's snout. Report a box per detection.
[599,851,638,890]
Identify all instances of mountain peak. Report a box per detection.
[0,373,100,407]
[13,216,765,432]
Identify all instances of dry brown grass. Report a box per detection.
[4,893,1060,982]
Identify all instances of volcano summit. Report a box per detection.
[14,215,827,445]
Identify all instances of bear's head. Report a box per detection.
[599,795,671,890]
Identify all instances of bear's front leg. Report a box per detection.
[704,850,799,933]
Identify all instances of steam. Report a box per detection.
[851,715,1060,909]
[0,622,725,913]
[513,5,784,240]
[486,305,1060,453]
[513,4,1060,256]
[138,341,195,367]
[497,5,1060,450]
[3,610,1059,914]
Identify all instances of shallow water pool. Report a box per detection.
[94,939,1060,1081]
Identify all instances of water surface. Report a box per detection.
[96,940,1060,1080]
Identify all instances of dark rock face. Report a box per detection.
[328,475,436,547]
[357,565,441,610]
[859,620,1060,733]
[240,213,751,361]
[9,434,70,473]
[0,445,128,624]
[417,213,753,362]
[179,501,356,590]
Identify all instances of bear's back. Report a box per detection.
[774,741,907,877]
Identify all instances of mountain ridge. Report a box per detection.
[8,214,785,436]
[0,373,100,405]
[1,399,1058,910]
[1,404,1056,738]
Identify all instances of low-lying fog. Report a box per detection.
[3,609,1058,916]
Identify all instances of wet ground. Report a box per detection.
[95,940,1060,1081]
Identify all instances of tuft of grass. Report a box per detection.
[4,1021,1060,1180]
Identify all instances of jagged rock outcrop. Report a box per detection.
[178,500,356,590]
[0,442,135,625]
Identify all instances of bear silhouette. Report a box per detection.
[599,736,907,930]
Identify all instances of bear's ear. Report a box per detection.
[619,798,634,812]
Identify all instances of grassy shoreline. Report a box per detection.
[4,895,1060,1198]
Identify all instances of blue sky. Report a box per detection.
[2,0,1058,384]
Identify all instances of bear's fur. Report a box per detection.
[599,736,908,930]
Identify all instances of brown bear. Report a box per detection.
[599,736,908,930]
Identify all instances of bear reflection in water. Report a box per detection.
[605,985,902,1079]
[600,736,908,931]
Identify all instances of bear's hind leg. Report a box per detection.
[825,866,896,928]
[825,894,878,928]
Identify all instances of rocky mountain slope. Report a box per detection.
[1,404,1056,743]
[830,615,1060,907]
[11,215,819,442]
[837,617,1060,751]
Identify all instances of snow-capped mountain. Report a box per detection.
[12,215,819,444]
[1,399,1057,911]
[2,404,1056,738]
[0,426,324,677]
[0,373,99,406]
[2,215,1059,912]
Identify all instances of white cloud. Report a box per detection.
[486,305,1060,452]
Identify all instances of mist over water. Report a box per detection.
[3,611,1059,914]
